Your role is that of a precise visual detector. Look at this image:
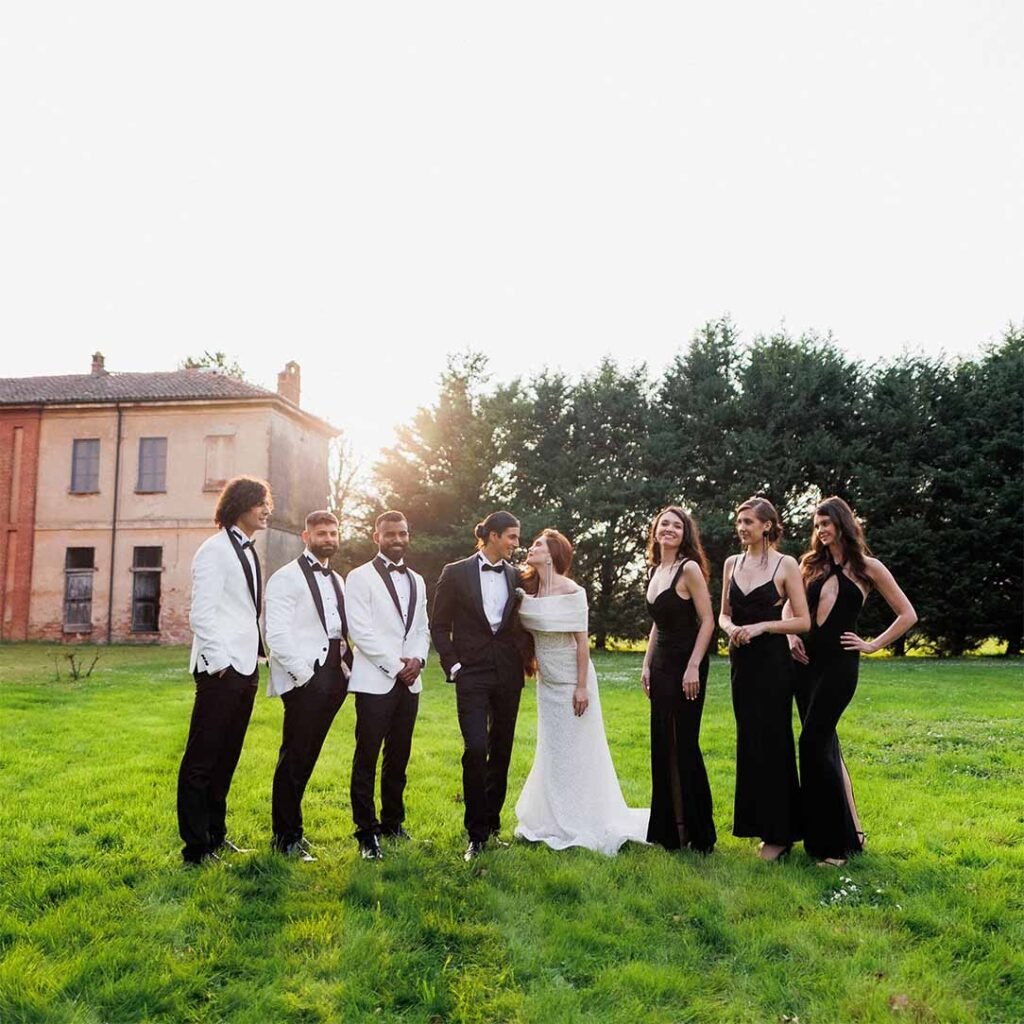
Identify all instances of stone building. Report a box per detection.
[0,354,336,644]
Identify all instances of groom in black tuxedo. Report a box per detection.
[430,511,524,861]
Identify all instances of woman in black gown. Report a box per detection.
[789,497,917,866]
[719,496,810,861]
[641,506,717,853]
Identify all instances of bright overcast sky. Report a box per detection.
[2,2,1021,463]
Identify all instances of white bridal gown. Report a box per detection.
[514,589,649,855]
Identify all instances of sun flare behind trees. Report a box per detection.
[345,321,1022,657]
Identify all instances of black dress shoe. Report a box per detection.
[218,839,253,855]
[184,849,222,868]
[274,840,316,862]
[358,836,383,861]
[463,840,487,862]
[381,827,412,842]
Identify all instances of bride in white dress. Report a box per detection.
[514,529,649,855]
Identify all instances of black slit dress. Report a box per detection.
[645,560,716,853]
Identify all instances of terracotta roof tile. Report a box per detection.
[0,369,278,405]
[0,369,338,433]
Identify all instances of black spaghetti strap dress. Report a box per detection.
[728,556,802,846]
[794,556,866,860]
[645,560,716,853]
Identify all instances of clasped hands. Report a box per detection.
[727,622,766,647]
[397,657,423,687]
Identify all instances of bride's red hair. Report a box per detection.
[521,529,574,596]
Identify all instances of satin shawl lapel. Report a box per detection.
[296,556,328,633]
[373,557,404,621]
[498,563,517,633]
[226,527,259,612]
[466,556,491,629]
[373,558,418,638]
[330,572,348,637]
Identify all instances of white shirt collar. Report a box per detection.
[303,547,329,569]
[378,551,406,568]
[478,552,505,569]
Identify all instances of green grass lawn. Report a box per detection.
[1,646,1021,1024]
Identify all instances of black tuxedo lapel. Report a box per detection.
[227,527,265,655]
[373,557,404,621]
[330,572,348,639]
[498,563,518,633]
[226,527,258,611]
[372,557,418,638]
[404,573,417,637]
[466,556,492,630]
[296,556,328,633]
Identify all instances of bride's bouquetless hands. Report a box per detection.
[572,685,589,716]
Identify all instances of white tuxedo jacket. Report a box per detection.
[189,528,264,677]
[345,558,430,695]
[265,557,351,697]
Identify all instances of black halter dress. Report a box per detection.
[728,555,802,846]
[645,560,716,854]
[794,556,867,860]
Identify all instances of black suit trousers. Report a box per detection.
[177,666,259,862]
[271,641,348,846]
[350,681,420,840]
[455,670,523,842]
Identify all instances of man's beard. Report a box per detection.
[382,545,407,562]
[310,544,338,561]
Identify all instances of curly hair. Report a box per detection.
[214,476,272,528]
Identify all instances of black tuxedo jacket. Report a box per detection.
[430,554,524,687]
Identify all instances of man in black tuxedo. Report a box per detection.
[430,511,524,861]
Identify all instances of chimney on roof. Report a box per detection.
[277,361,301,405]
[91,352,106,375]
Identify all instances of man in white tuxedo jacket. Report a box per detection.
[346,511,429,860]
[178,476,272,866]
[265,510,353,861]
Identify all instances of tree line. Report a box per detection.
[332,320,1023,657]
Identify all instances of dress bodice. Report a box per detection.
[806,556,865,645]
[519,589,588,685]
[729,554,784,628]
[646,560,700,652]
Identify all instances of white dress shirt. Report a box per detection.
[478,552,509,634]
[378,552,411,622]
[229,526,257,578]
[304,548,343,639]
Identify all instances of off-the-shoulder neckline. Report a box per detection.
[524,585,583,598]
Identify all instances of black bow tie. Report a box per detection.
[241,540,254,551]
[387,563,408,575]
[308,560,331,576]
[481,562,504,573]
